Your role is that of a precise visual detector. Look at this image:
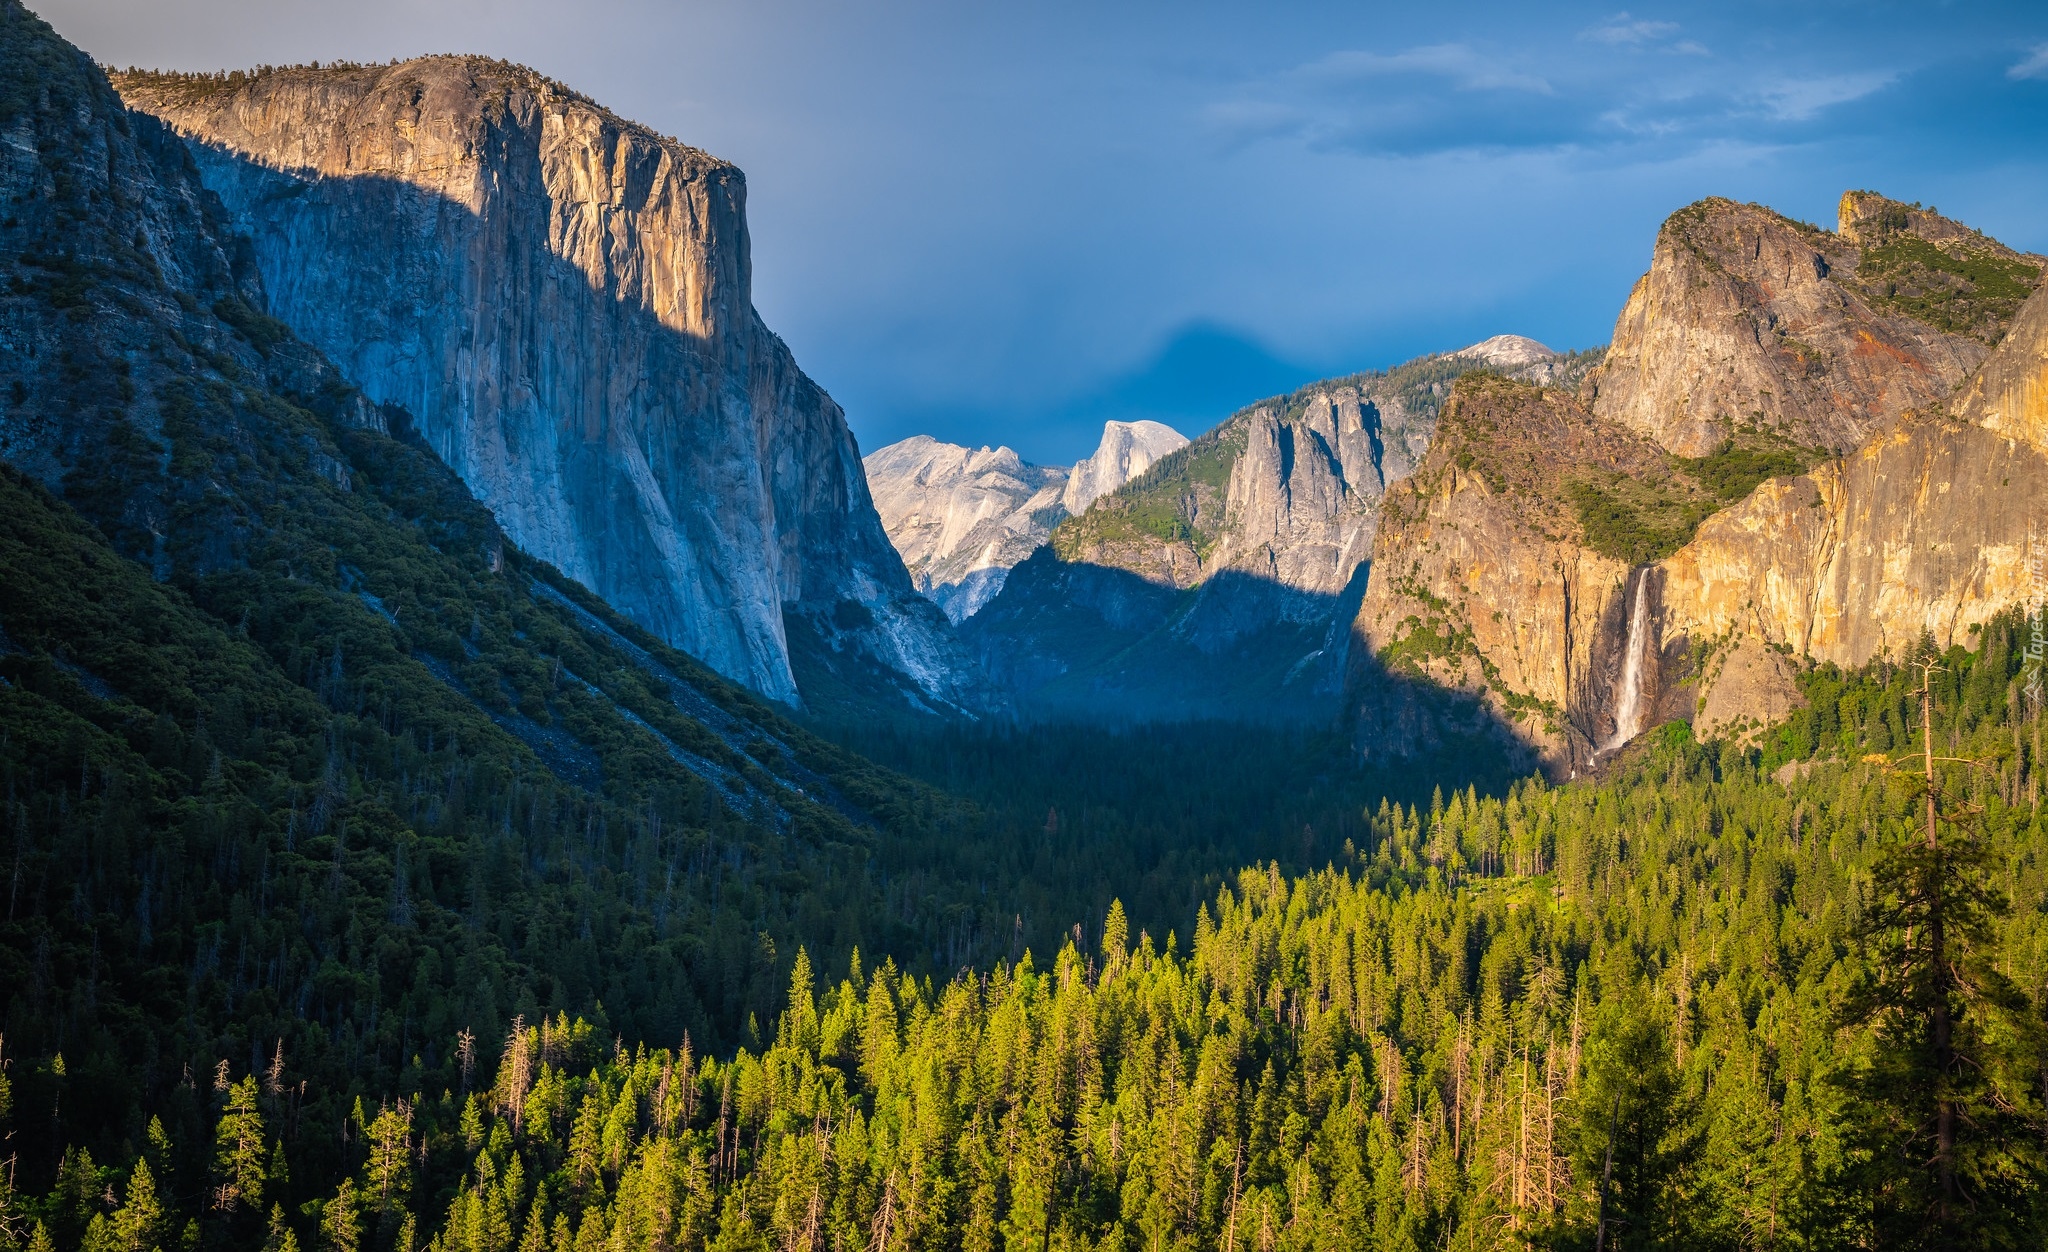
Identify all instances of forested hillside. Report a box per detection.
[8,614,2044,1251]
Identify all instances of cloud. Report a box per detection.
[1203,25,1907,163]
[1750,70,1897,121]
[2011,44,2048,81]
[1581,12,1679,46]
[1298,44,1552,95]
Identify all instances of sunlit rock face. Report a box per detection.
[1346,376,1650,773]
[116,57,972,710]
[1583,194,2026,457]
[1661,289,2048,674]
[863,436,1070,623]
[1060,420,1189,515]
[1346,195,2048,773]
[864,420,1185,623]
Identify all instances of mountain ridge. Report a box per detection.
[1351,191,2048,774]
[959,339,1599,723]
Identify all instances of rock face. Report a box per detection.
[862,436,1069,622]
[1583,194,2035,457]
[1347,192,2048,772]
[114,59,970,711]
[1456,334,1558,371]
[969,342,1570,722]
[1952,268,2048,453]
[1348,376,1665,771]
[1659,406,2046,667]
[1060,419,1188,515]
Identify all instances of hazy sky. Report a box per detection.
[36,0,2048,463]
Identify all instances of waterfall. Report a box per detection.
[1603,569,1653,752]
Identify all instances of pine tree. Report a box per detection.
[1573,999,1694,1250]
[1835,665,2047,1247]
[322,1181,361,1252]
[109,1160,165,1252]
[366,1103,413,1214]
[212,1077,268,1216]
[263,1206,301,1252]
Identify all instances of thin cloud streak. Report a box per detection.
[1581,12,1679,46]
[1749,71,1898,122]
[2011,44,2048,81]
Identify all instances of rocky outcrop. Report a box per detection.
[1584,194,2037,457]
[1347,195,2048,771]
[1952,269,2048,453]
[1693,636,1803,745]
[1061,419,1188,515]
[1655,413,2041,666]
[862,436,1069,622]
[113,58,971,711]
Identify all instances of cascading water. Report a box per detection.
[1602,569,1653,753]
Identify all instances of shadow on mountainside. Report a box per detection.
[960,548,1536,780]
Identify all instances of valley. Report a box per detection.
[1,1,2045,1248]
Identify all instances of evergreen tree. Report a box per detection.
[1574,1001,1695,1251]
[1834,666,2047,1247]
[212,1077,269,1218]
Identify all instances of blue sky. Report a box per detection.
[40,0,2048,464]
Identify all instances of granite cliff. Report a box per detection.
[0,0,898,827]
[1585,193,2038,457]
[1349,377,1687,772]
[1060,419,1188,515]
[113,58,972,712]
[862,419,1185,623]
[1349,192,2048,773]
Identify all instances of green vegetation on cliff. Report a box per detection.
[1842,193,2045,343]
[1567,425,1828,567]
[1050,421,1246,559]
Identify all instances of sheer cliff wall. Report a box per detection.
[116,60,966,708]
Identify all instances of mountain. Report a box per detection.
[862,437,1068,622]
[964,341,1600,722]
[1585,193,2037,456]
[1349,192,2048,774]
[0,0,1051,1142]
[863,420,1186,624]
[1058,417,1188,514]
[110,57,974,715]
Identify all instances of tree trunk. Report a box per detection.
[1923,674,1956,1215]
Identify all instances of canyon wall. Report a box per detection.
[115,59,970,710]
[968,342,1579,722]
[1347,377,1652,771]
